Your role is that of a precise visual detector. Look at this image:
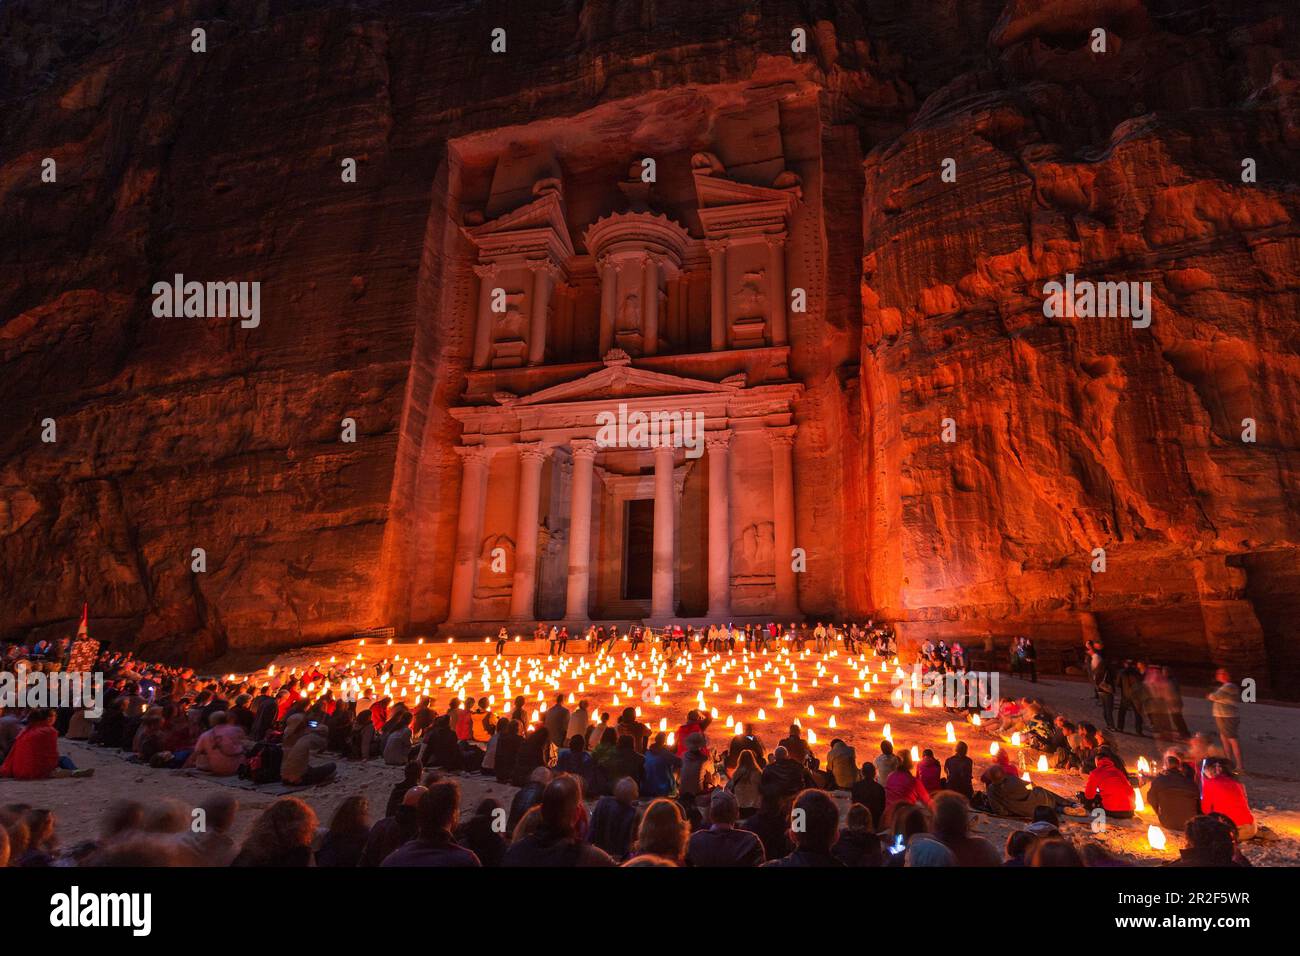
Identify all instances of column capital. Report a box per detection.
[652,442,676,462]
[597,254,626,274]
[525,258,564,281]
[570,439,599,461]
[672,461,693,496]
[761,232,787,248]
[705,238,729,255]
[472,262,499,279]
[455,444,493,466]
[704,429,733,451]
[765,425,797,449]
[516,441,551,464]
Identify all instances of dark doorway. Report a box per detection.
[623,498,654,600]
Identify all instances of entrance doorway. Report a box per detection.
[622,498,654,600]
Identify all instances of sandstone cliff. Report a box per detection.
[1,0,1297,693]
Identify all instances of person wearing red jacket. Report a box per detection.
[1081,753,1135,818]
[1200,759,1256,840]
[0,710,91,779]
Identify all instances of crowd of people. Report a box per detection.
[0,624,1262,869]
[1082,639,1247,772]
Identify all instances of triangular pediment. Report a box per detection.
[514,364,739,406]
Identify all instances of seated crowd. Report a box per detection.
[0,629,1258,868]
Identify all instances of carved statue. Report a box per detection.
[734,270,768,321]
[616,292,641,333]
[475,534,514,598]
[733,521,775,575]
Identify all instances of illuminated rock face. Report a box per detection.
[0,2,1297,692]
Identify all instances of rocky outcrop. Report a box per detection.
[1,1,1297,693]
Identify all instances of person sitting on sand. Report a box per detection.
[188,711,246,776]
[1146,754,1200,832]
[1200,758,1256,841]
[1079,750,1135,819]
[0,709,92,779]
[980,764,1071,818]
[1165,814,1250,867]
[280,713,336,786]
[883,750,933,828]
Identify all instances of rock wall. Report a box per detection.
[1,0,1297,692]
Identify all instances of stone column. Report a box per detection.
[642,254,660,356]
[472,263,498,370]
[706,239,727,350]
[509,442,550,621]
[706,430,732,619]
[565,440,598,621]
[767,426,798,615]
[651,443,676,619]
[448,445,492,622]
[765,235,788,346]
[598,256,618,358]
[527,262,554,366]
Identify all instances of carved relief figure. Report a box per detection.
[616,292,641,334]
[732,521,775,576]
[475,534,514,598]
[735,270,767,321]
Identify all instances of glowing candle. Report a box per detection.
[1147,825,1166,850]
[1037,754,1048,772]
[990,742,1000,756]
[1134,787,1145,813]
[910,746,919,762]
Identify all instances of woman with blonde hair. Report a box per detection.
[633,798,689,865]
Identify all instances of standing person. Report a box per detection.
[1208,670,1244,772]
[1022,638,1037,683]
[543,694,569,754]
[566,699,590,747]
[1096,661,1117,730]
[557,625,569,655]
[1117,661,1145,736]
[495,627,508,656]
[1164,666,1190,739]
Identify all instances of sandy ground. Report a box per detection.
[8,638,1299,865]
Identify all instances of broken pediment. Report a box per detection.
[462,188,575,263]
[513,363,739,406]
[693,165,801,240]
